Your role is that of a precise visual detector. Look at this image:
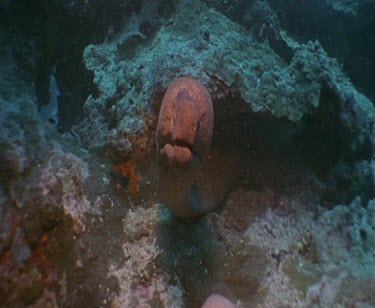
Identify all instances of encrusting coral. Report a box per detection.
[112,160,141,197]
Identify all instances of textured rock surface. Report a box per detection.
[112,204,184,307]
[0,25,45,181]
[0,23,93,307]
[240,197,375,306]
[81,0,374,208]
[120,203,270,306]
[82,0,344,150]
[81,0,374,161]
[268,0,375,102]
[1,0,375,306]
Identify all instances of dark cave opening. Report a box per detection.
[207,85,372,210]
[293,86,374,205]
[18,0,178,133]
[268,0,375,103]
[153,85,374,304]
[151,81,371,214]
[293,86,352,180]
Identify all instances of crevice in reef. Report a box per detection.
[293,86,374,206]
[293,86,353,180]
[205,86,373,211]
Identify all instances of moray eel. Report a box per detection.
[156,77,214,218]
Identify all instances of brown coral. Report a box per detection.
[112,160,141,197]
[156,77,215,218]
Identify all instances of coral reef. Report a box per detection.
[81,0,374,205]
[81,0,374,159]
[112,160,141,197]
[0,23,93,307]
[120,203,269,306]
[112,204,184,307]
[240,197,375,306]
[1,0,374,306]
[0,26,45,181]
[268,0,375,102]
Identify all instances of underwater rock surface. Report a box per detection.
[1,0,375,307]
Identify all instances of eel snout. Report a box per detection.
[156,77,213,169]
[158,93,202,167]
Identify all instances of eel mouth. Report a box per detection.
[158,138,201,168]
[160,143,192,166]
